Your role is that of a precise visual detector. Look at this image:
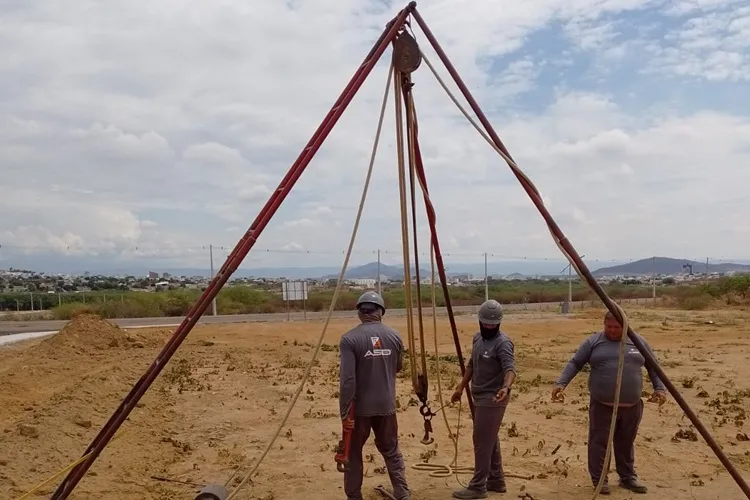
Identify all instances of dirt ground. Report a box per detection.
[1,306,750,500]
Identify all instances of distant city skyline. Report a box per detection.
[3,254,750,280]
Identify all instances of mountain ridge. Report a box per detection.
[592,257,750,276]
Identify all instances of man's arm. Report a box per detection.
[555,337,593,387]
[452,356,473,401]
[459,356,474,390]
[396,335,404,373]
[641,337,667,392]
[339,337,357,419]
[498,339,516,389]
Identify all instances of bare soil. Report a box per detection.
[1,308,750,499]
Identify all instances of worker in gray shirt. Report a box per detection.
[450,300,516,499]
[552,310,667,495]
[338,291,410,500]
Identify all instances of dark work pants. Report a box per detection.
[467,405,507,493]
[344,413,409,500]
[588,398,644,484]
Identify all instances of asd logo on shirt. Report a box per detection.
[364,336,392,358]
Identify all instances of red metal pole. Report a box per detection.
[402,82,474,418]
[411,8,750,498]
[51,5,416,499]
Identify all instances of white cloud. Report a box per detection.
[647,4,750,81]
[1,0,750,272]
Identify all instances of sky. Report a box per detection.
[2,0,750,273]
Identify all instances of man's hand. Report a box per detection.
[551,385,565,402]
[649,389,667,406]
[342,417,354,431]
[451,387,463,404]
[493,386,510,402]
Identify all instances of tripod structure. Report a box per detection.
[50,3,750,499]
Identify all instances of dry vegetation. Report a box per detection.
[1,307,750,499]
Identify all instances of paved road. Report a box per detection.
[0,298,657,336]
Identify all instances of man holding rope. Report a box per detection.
[339,291,411,500]
[552,310,667,495]
[450,299,516,499]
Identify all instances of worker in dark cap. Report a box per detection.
[451,299,516,499]
[339,291,411,500]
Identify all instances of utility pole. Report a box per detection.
[705,257,709,276]
[377,249,381,294]
[484,252,489,302]
[209,245,217,316]
[561,254,584,313]
[568,263,573,305]
[652,256,656,299]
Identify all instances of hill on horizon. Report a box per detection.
[322,262,430,280]
[592,257,750,276]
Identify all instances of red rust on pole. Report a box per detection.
[411,7,750,497]
[51,4,417,499]
[402,83,475,418]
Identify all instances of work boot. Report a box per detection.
[620,478,648,494]
[452,488,488,499]
[487,480,507,493]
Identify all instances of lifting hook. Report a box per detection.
[419,401,435,445]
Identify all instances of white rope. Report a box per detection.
[225,62,394,499]
[418,48,630,499]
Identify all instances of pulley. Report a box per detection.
[393,30,422,74]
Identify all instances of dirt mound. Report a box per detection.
[40,313,139,353]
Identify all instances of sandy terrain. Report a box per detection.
[1,306,750,500]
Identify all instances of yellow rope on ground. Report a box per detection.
[15,429,128,500]
[225,63,394,500]
[418,47,631,500]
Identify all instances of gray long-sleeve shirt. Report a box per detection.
[556,332,666,405]
[338,322,404,419]
[468,331,516,407]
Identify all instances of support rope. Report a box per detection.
[403,75,429,388]
[394,69,421,397]
[224,62,394,499]
[410,243,472,484]
[418,48,629,499]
